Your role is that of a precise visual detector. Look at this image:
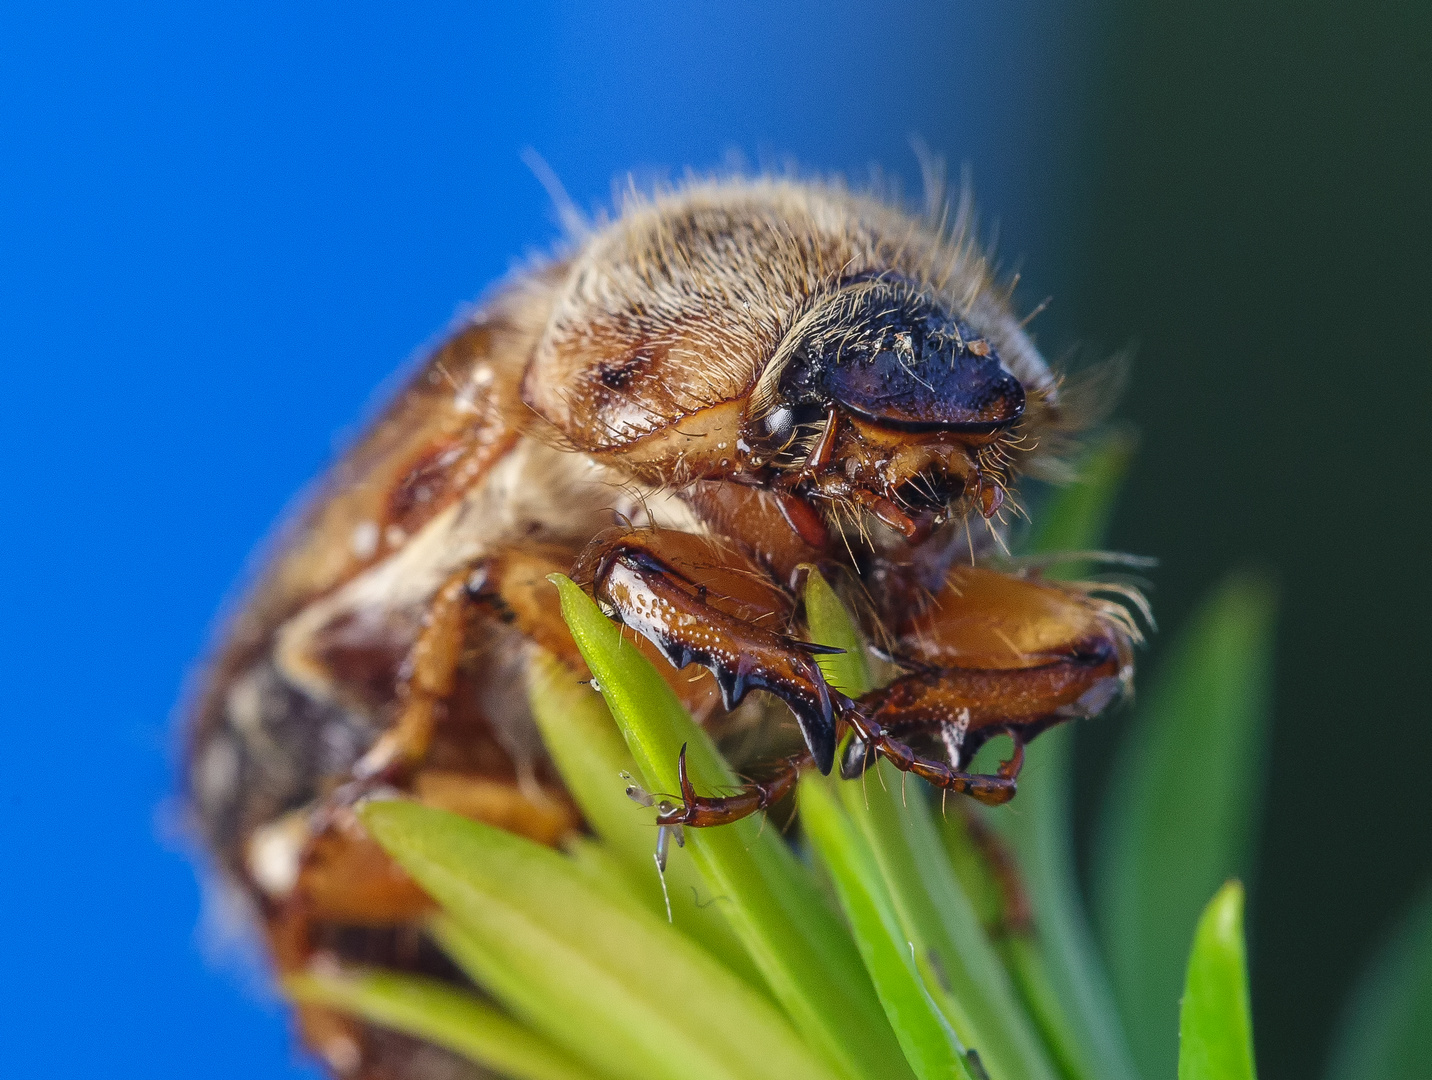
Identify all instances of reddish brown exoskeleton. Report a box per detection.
[185,175,1144,1079]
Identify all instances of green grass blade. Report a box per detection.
[361,800,833,1080]
[800,777,975,1080]
[836,760,1061,1080]
[285,968,598,1080]
[994,428,1144,1080]
[1324,880,1432,1080]
[1178,881,1258,1080]
[799,566,872,697]
[525,647,762,986]
[804,572,1059,1080]
[1095,572,1276,1079]
[551,574,909,1080]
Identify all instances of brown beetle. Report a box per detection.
[185,175,1143,1078]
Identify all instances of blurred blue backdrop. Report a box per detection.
[5,2,1429,1078]
[0,2,1099,1075]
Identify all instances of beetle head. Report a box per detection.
[743,276,1029,538]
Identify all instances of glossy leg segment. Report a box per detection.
[844,713,1026,806]
[575,527,842,773]
[353,543,591,782]
[650,719,1022,830]
[654,744,810,828]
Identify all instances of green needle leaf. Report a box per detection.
[804,571,1060,1080]
[799,566,872,697]
[1324,880,1432,1080]
[1178,881,1257,1080]
[1095,571,1276,1079]
[989,727,1142,1080]
[551,574,910,1080]
[800,777,976,1080]
[285,968,598,1080]
[524,647,762,987]
[360,800,833,1080]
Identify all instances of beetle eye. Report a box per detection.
[777,282,1026,432]
[759,405,796,448]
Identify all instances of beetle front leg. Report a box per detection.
[574,527,841,773]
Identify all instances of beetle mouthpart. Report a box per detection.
[979,479,1005,519]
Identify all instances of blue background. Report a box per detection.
[3,3,1428,1078]
[0,3,1097,1076]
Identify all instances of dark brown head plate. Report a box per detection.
[774,279,1025,433]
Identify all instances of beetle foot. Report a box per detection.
[842,709,1022,807]
[653,743,808,828]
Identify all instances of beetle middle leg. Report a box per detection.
[351,566,479,782]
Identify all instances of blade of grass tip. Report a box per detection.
[1178,881,1257,1080]
[550,574,909,1080]
[995,428,1144,1080]
[361,800,834,1080]
[286,968,598,1080]
[1095,572,1276,1080]
[804,572,1060,1080]
[801,777,976,1080]
[1323,879,1432,1080]
[798,563,871,698]
[525,648,762,987]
